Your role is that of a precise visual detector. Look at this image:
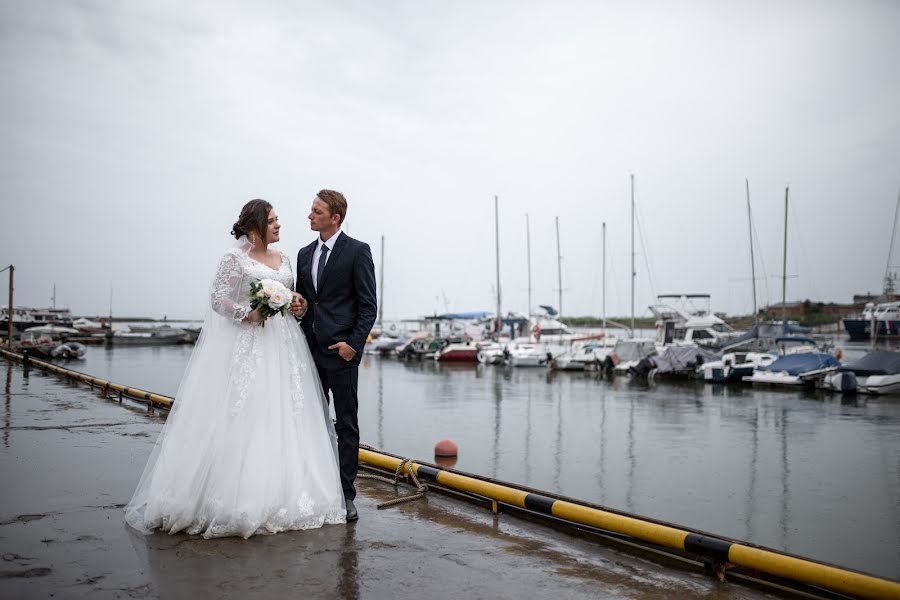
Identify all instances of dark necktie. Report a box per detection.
[316,244,330,293]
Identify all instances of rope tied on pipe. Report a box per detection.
[357,452,428,509]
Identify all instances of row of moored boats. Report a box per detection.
[366,299,900,395]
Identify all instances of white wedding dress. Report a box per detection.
[124,240,346,538]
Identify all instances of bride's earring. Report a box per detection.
[250,233,258,246]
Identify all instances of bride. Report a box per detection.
[124,199,346,538]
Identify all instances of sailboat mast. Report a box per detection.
[494,195,501,332]
[378,235,384,325]
[746,179,758,326]
[630,174,635,335]
[526,213,532,326]
[3,265,13,349]
[108,287,113,334]
[555,216,563,318]
[884,185,900,296]
[602,221,607,334]
[781,186,789,330]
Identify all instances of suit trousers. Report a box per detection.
[316,361,359,501]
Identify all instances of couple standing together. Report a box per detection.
[125,190,376,537]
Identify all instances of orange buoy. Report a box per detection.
[434,455,458,469]
[434,438,458,457]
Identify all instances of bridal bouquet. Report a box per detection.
[249,279,292,325]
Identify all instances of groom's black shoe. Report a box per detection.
[345,499,358,521]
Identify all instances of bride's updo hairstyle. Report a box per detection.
[231,199,273,241]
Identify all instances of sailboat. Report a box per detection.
[606,175,658,375]
[744,187,841,386]
[700,180,775,382]
[506,217,574,367]
[842,185,900,341]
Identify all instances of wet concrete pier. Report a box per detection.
[0,361,773,599]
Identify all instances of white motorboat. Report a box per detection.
[550,336,615,371]
[476,341,506,365]
[109,325,190,346]
[843,301,900,341]
[506,341,551,367]
[630,345,721,380]
[23,325,81,338]
[820,351,900,395]
[604,338,657,375]
[649,294,744,349]
[434,338,479,362]
[1,306,74,332]
[365,335,407,356]
[700,351,776,383]
[866,372,900,395]
[72,318,107,333]
[744,337,841,386]
[505,339,571,367]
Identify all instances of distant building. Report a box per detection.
[764,300,859,319]
[853,292,899,305]
[763,293,897,320]
[821,302,860,316]
[764,302,805,318]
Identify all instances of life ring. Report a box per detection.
[531,324,541,336]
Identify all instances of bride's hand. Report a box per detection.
[246,307,267,324]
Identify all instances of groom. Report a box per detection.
[291,189,377,522]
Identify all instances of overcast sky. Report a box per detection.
[1,0,898,321]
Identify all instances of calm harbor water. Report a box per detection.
[71,342,900,581]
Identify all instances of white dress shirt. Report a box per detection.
[312,229,342,292]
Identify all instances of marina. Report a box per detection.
[5,338,897,586]
[3,2,900,596]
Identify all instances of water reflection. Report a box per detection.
[554,386,562,491]
[780,406,791,552]
[4,362,11,448]
[338,525,359,600]
[376,357,384,449]
[626,396,635,511]
[597,393,606,505]
[744,406,758,540]
[492,369,501,479]
[126,523,359,598]
[525,382,533,483]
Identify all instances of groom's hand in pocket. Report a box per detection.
[328,341,356,361]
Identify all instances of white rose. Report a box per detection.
[260,279,278,297]
[268,290,288,309]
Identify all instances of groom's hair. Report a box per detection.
[316,189,347,225]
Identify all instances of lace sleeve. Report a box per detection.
[282,251,295,290]
[210,251,251,323]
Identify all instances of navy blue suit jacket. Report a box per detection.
[296,232,377,368]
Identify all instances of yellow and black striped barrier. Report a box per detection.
[360,447,900,600]
[0,348,173,410]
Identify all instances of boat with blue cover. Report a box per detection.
[743,337,841,387]
[821,350,900,394]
